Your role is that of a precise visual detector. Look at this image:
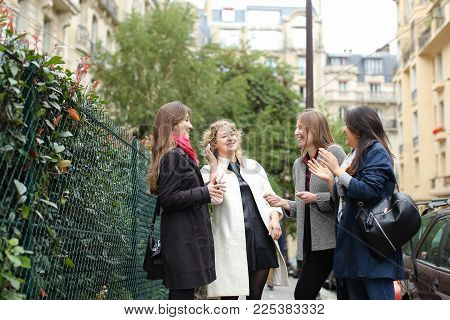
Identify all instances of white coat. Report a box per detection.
[201,156,289,298]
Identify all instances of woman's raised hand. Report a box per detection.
[263,193,290,211]
[205,143,217,165]
[318,148,341,176]
[308,158,334,183]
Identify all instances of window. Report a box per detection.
[436,53,443,81]
[404,214,434,256]
[411,65,417,101]
[91,15,98,52]
[329,57,348,66]
[106,30,112,51]
[299,86,305,101]
[414,157,420,182]
[365,59,383,74]
[339,81,347,92]
[16,0,28,32]
[265,57,277,69]
[441,152,447,177]
[247,10,280,27]
[369,83,381,96]
[413,111,419,138]
[221,8,236,22]
[339,106,347,119]
[218,29,240,48]
[291,27,306,49]
[439,220,450,270]
[42,18,51,54]
[298,56,306,75]
[418,219,447,266]
[249,31,283,51]
[439,101,445,127]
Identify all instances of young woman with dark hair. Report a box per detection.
[308,105,404,300]
[148,101,225,300]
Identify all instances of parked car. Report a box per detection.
[401,198,450,300]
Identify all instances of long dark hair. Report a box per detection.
[345,106,394,176]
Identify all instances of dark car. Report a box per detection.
[401,198,450,300]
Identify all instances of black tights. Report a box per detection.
[169,288,195,300]
[294,249,334,300]
[222,268,270,300]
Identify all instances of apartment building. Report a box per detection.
[393,0,450,200]
[197,0,325,105]
[9,0,158,71]
[322,46,399,155]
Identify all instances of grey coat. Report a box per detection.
[285,144,346,260]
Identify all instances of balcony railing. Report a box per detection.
[362,92,396,103]
[435,5,445,29]
[430,175,450,190]
[98,0,119,23]
[76,25,90,53]
[413,136,419,148]
[418,27,431,49]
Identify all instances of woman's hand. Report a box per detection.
[318,148,345,176]
[207,177,226,199]
[205,143,219,182]
[205,143,217,165]
[268,212,282,240]
[263,193,290,211]
[308,158,334,183]
[295,191,317,204]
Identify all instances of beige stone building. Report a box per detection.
[9,0,158,71]
[198,0,325,106]
[322,46,399,157]
[393,0,450,201]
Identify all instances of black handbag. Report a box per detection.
[356,192,421,259]
[143,199,164,280]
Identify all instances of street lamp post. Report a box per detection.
[306,0,314,109]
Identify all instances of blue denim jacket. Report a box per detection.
[333,141,405,280]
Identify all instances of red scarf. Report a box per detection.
[173,134,199,165]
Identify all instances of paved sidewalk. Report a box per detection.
[262,277,337,300]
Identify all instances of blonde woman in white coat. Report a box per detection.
[201,120,288,300]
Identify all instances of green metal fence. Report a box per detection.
[0,54,166,299]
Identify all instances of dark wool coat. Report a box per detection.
[157,147,216,289]
[333,141,404,280]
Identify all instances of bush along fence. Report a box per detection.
[0,10,166,300]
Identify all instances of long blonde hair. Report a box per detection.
[202,119,244,161]
[297,109,334,157]
[148,101,192,194]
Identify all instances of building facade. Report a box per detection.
[393,0,450,200]
[198,0,325,105]
[9,0,158,71]
[322,47,399,156]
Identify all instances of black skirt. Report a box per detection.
[228,162,279,272]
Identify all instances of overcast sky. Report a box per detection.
[186,0,398,55]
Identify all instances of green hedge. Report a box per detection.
[0,10,166,300]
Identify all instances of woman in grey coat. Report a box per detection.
[265,109,346,299]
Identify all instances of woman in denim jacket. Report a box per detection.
[308,106,404,300]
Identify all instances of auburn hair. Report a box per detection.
[297,109,334,157]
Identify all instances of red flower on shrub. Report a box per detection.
[432,127,445,135]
